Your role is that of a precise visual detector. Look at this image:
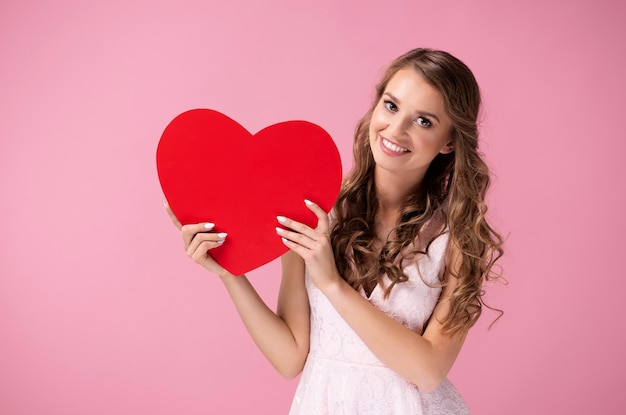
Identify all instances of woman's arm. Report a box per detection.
[165,203,310,379]
[279,201,466,392]
[218,252,310,379]
[318,257,465,392]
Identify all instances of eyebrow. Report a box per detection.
[383,92,441,123]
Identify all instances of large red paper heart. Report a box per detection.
[157,109,342,276]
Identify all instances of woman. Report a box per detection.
[166,48,503,414]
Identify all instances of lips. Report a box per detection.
[380,136,409,155]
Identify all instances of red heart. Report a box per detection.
[156,109,342,276]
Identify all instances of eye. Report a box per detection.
[384,100,398,112]
[415,116,432,128]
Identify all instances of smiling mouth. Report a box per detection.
[381,137,409,153]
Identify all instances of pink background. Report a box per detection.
[1,1,624,414]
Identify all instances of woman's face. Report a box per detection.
[368,68,453,184]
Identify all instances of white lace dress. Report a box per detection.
[289,232,471,415]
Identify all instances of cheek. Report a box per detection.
[368,123,375,147]
[369,107,386,131]
[431,130,452,150]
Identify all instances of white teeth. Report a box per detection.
[382,138,408,153]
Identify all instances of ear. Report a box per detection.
[439,141,454,155]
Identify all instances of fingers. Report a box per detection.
[164,202,225,256]
[164,201,182,230]
[276,199,330,250]
[304,199,330,234]
[276,199,329,237]
[181,222,217,248]
[278,233,307,256]
[186,231,227,259]
[304,199,326,218]
[275,226,315,250]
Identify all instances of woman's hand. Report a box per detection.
[275,200,341,292]
[165,202,230,277]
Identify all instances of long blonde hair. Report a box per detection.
[330,48,504,336]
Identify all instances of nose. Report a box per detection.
[387,115,409,138]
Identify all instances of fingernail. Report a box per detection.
[304,199,313,206]
[217,240,225,245]
[281,237,289,244]
[204,223,215,230]
[275,227,284,235]
[217,232,228,238]
[276,216,287,224]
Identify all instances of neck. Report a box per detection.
[374,167,423,215]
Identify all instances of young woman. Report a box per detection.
[166,48,504,414]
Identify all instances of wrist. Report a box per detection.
[318,271,344,297]
[218,269,242,283]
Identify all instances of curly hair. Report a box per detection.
[330,48,504,336]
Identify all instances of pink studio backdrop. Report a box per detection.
[1,1,624,414]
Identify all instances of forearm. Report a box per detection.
[320,278,461,392]
[219,273,307,378]
[272,202,461,388]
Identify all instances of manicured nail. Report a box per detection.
[277,216,287,224]
[216,239,225,245]
[304,199,314,206]
[217,232,228,238]
[281,237,289,244]
[275,227,284,235]
[204,223,215,230]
